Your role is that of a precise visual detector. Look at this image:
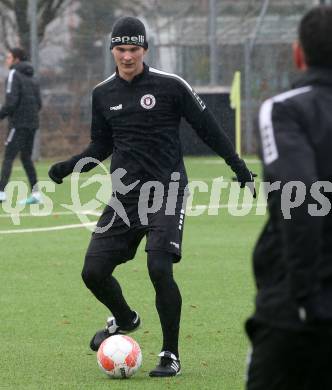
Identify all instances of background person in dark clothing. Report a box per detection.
[246,6,332,390]
[0,47,42,204]
[49,16,255,377]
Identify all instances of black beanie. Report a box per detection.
[110,16,148,49]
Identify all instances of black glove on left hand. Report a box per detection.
[48,161,72,184]
[236,168,257,198]
[227,157,257,198]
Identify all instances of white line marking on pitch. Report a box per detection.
[0,210,73,218]
[0,204,266,219]
[0,222,97,234]
[0,210,103,218]
[0,204,266,234]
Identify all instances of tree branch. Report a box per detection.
[0,11,14,49]
[37,0,70,42]
[14,0,29,49]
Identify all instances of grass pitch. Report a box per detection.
[0,156,264,390]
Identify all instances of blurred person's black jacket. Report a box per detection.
[250,67,332,330]
[0,61,42,130]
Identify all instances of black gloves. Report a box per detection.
[227,156,257,198]
[48,161,72,184]
[236,167,257,198]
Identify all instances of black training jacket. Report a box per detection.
[251,67,332,329]
[0,61,42,130]
[65,63,245,184]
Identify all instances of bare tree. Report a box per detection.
[0,0,72,51]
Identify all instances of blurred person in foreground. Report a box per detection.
[0,47,42,204]
[48,16,255,377]
[246,6,332,390]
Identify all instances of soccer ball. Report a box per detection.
[97,335,142,379]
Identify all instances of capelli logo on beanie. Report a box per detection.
[111,16,148,49]
[111,35,145,46]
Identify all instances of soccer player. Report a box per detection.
[0,47,42,204]
[246,6,332,390]
[49,16,255,377]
